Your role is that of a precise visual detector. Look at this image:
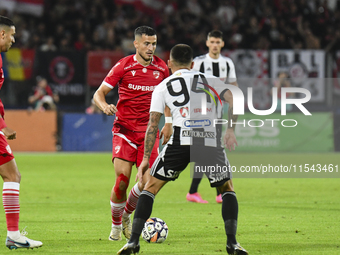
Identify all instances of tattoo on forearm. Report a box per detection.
[144,112,162,159]
[228,106,238,130]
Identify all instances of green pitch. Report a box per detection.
[0,152,339,254]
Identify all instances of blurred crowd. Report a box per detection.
[1,0,340,56]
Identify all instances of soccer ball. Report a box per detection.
[142,217,168,243]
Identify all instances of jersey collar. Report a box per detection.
[206,53,222,62]
[172,69,191,75]
[133,54,154,67]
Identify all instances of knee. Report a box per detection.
[15,171,21,183]
[11,166,21,182]
[2,169,21,183]
[114,174,129,200]
[218,180,234,194]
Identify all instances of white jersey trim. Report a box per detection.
[103,81,114,89]
[112,132,137,149]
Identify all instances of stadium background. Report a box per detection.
[0,1,339,255]
[0,0,339,153]
[0,0,338,153]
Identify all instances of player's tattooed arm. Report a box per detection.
[223,90,238,151]
[227,106,238,130]
[144,112,162,159]
[160,106,173,145]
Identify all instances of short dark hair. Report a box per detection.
[0,15,15,27]
[170,44,193,66]
[207,30,223,40]
[134,26,156,38]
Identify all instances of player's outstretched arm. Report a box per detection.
[2,126,16,140]
[93,84,117,116]
[160,106,173,145]
[223,90,238,151]
[136,111,162,182]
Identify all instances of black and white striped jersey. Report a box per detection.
[192,53,237,83]
[150,69,228,147]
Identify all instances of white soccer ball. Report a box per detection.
[142,217,169,243]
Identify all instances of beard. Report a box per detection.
[139,52,152,63]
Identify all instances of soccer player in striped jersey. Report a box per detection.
[0,15,42,250]
[118,44,248,255]
[188,30,238,204]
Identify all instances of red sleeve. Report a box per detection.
[103,59,125,88]
[0,100,6,129]
[0,117,6,130]
[157,57,169,78]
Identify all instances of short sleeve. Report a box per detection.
[150,84,165,114]
[102,61,124,89]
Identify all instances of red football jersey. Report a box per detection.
[103,54,169,131]
[0,55,5,119]
[0,54,4,90]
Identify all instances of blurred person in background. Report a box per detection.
[85,99,101,114]
[272,71,294,112]
[0,15,43,250]
[188,30,238,204]
[28,76,59,111]
[40,36,57,51]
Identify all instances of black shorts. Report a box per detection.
[150,144,231,187]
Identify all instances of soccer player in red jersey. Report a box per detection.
[93,26,171,241]
[0,15,42,249]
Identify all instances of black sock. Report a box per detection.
[216,188,220,196]
[221,191,238,245]
[129,191,155,244]
[189,171,204,194]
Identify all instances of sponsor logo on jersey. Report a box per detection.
[124,62,139,70]
[179,107,189,117]
[150,63,165,71]
[153,71,160,79]
[131,70,136,76]
[184,119,211,128]
[128,83,156,91]
[206,67,211,71]
[182,130,216,138]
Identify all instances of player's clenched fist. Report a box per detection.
[103,104,117,115]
